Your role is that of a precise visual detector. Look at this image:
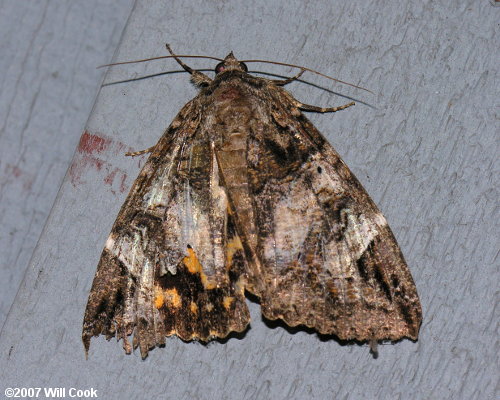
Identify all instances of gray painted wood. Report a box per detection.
[1,1,497,399]
[0,0,134,328]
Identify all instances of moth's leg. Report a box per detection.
[125,146,156,157]
[165,43,212,86]
[295,99,355,113]
[271,69,305,86]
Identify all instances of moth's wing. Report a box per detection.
[242,87,422,342]
[82,99,249,358]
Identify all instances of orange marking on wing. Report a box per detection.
[223,296,234,310]
[190,302,199,315]
[183,247,217,289]
[154,286,164,309]
[346,281,360,302]
[225,235,243,268]
[329,280,340,298]
[164,288,182,308]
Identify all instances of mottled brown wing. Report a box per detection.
[228,81,422,343]
[82,99,249,358]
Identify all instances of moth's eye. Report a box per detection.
[239,62,248,72]
[215,62,226,74]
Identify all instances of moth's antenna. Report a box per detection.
[97,54,224,69]
[241,58,373,94]
[98,51,372,94]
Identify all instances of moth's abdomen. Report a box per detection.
[211,85,266,293]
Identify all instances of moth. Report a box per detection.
[83,45,422,358]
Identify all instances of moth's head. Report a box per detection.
[215,52,248,74]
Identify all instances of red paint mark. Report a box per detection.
[103,167,129,194]
[5,164,34,192]
[10,165,22,178]
[70,130,134,193]
[77,131,112,154]
[119,171,128,193]
[77,130,132,157]
[103,168,117,186]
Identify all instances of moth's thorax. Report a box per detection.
[212,82,254,140]
[209,72,263,104]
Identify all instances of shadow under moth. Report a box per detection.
[83,45,422,358]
